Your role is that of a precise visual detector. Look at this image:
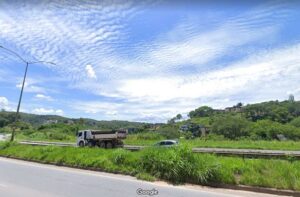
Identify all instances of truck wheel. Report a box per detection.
[106,142,113,149]
[99,141,106,149]
[87,141,94,147]
[79,141,84,147]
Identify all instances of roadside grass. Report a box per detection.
[183,139,300,150]
[14,130,300,151]
[15,132,76,143]
[125,136,300,150]
[0,142,299,191]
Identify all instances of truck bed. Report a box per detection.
[90,130,127,140]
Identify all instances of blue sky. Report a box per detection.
[0,0,300,123]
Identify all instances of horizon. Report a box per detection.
[1,97,297,123]
[1,0,300,123]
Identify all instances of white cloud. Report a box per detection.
[35,94,53,101]
[32,108,64,116]
[114,43,300,102]
[71,43,300,122]
[0,96,9,110]
[16,79,46,93]
[1,1,299,122]
[85,64,97,79]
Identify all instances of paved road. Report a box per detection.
[0,157,282,197]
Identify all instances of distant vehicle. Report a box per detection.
[77,130,127,148]
[154,140,179,147]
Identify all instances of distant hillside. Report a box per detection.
[173,99,300,140]
[187,100,300,124]
[0,111,147,129]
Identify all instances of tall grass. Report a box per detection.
[0,142,299,190]
[140,146,219,184]
[125,137,300,150]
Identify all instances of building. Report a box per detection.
[44,120,58,125]
[225,106,243,113]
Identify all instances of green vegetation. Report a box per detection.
[1,99,300,152]
[0,142,299,191]
[125,135,300,150]
[0,110,148,131]
[211,116,250,139]
[0,110,151,142]
[176,99,300,141]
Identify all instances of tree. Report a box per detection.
[157,125,180,139]
[249,120,300,140]
[79,118,85,126]
[211,115,250,139]
[235,102,243,107]
[290,117,300,128]
[189,106,214,118]
[0,117,9,128]
[176,114,182,120]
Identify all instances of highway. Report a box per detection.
[0,157,282,197]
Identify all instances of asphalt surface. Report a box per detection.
[0,157,283,197]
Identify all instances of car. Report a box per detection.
[154,140,179,147]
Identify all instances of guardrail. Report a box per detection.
[19,141,144,151]
[19,141,76,147]
[18,141,300,159]
[192,148,300,159]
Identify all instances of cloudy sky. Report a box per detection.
[0,0,300,123]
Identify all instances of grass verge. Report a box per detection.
[125,137,300,150]
[0,142,299,191]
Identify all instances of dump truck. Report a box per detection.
[76,129,127,148]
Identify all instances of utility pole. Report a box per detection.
[11,62,29,141]
[0,45,56,141]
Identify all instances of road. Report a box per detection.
[0,157,283,197]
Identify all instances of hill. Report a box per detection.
[173,99,300,140]
[0,110,147,129]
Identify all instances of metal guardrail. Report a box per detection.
[19,141,76,147]
[19,141,144,151]
[18,141,300,159]
[192,148,300,159]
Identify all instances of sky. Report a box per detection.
[0,0,300,123]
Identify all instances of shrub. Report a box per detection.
[249,120,300,140]
[211,115,251,139]
[110,149,130,165]
[290,117,300,128]
[136,132,163,140]
[139,146,220,184]
[157,125,180,139]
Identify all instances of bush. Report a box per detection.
[136,132,163,140]
[211,115,251,139]
[290,117,300,128]
[249,120,300,140]
[139,146,220,184]
[157,125,180,139]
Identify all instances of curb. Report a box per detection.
[208,183,300,197]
